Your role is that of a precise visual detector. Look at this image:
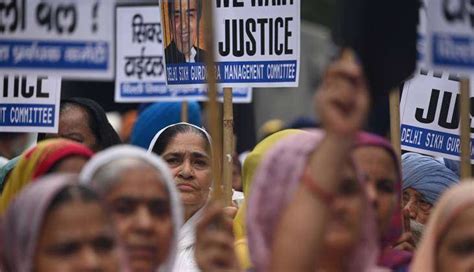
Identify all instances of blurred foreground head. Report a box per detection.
[2,174,122,272]
[80,145,183,272]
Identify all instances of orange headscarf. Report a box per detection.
[0,139,93,214]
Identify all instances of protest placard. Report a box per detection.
[400,69,474,162]
[115,5,253,103]
[115,5,167,102]
[0,0,114,80]
[160,0,300,88]
[426,0,474,75]
[0,74,61,133]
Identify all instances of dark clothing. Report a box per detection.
[164,41,206,64]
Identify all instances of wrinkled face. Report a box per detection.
[44,105,99,151]
[105,166,173,272]
[353,146,398,236]
[50,155,89,174]
[402,188,433,225]
[162,132,211,213]
[324,160,364,253]
[172,0,199,55]
[35,201,119,272]
[437,205,474,272]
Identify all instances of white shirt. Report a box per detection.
[172,207,204,272]
[186,47,198,63]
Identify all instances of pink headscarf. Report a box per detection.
[2,174,79,271]
[247,130,380,272]
[355,132,403,248]
[355,132,412,269]
[411,182,474,271]
[1,174,126,271]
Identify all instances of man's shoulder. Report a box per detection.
[195,47,207,62]
[165,41,185,63]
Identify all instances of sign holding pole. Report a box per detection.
[460,78,471,179]
[181,101,188,122]
[200,0,224,202]
[222,87,234,206]
[389,88,402,158]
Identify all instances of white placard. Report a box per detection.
[0,74,61,133]
[426,0,474,75]
[0,0,114,80]
[161,0,300,88]
[115,5,167,102]
[400,69,474,162]
[114,5,253,103]
[417,0,429,67]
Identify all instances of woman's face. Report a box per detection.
[35,200,119,272]
[353,146,398,236]
[105,165,173,272]
[162,132,211,213]
[45,105,99,151]
[324,161,364,253]
[437,205,474,272]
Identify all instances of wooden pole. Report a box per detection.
[460,78,471,180]
[389,87,402,158]
[222,88,234,206]
[203,0,223,201]
[181,101,188,122]
[389,86,410,232]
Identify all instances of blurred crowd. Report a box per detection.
[0,54,472,272]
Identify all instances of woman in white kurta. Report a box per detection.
[149,123,213,272]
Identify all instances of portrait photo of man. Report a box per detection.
[165,0,206,64]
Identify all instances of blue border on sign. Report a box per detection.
[432,33,474,68]
[0,39,109,70]
[166,60,297,85]
[401,124,474,159]
[0,103,56,127]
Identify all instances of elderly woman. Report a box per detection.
[1,174,123,271]
[411,182,474,271]
[38,97,121,151]
[354,133,413,268]
[80,145,183,272]
[148,122,212,271]
[0,139,93,214]
[402,152,459,226]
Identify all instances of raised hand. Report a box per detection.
[315,50,370,136]
[195,203,241,272]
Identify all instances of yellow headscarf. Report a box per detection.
[0,139,93,214]
[234,129,303,269]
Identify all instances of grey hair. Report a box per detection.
[91,157,160,195]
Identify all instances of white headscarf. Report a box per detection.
[79,145,183,272]
[147,122,212,153]
[146,123,213,272]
